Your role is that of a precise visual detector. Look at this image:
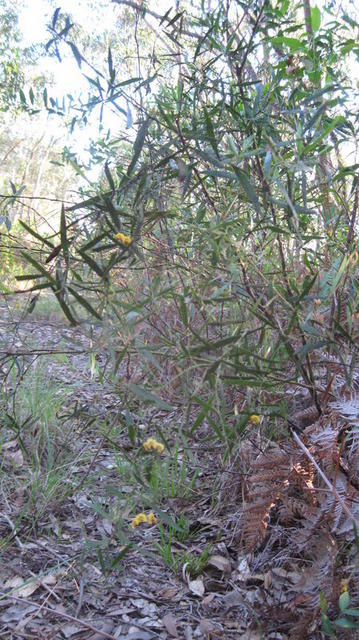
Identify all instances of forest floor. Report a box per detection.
[0,300,258,640]
[1,298,358,640]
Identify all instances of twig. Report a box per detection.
[1,490,24,550]
[346,175,359,250]
[112,0,201,39]
[0,592,116,640]
[74,578,84,618]
[2,513,23,550]
[29,571,61,603]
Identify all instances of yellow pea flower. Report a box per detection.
[349,251,359,266]
[249,414,260,425]
[147,512,157,525]
[115,232,132,246]
[143,437,164,454]
[131,513,148,529]
[340,579,349,594]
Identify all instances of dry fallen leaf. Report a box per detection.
[222,589,243,611]
[199,618,217,638]
[88,620,115,640]
[2,439,18,450]
[5,448,24,467]
[187,576,205,597]
[61,622,83,638]
[1,604,37,623]
[3,576,40,598]
[184,626,193,640]
[162,612,179,638]
[183,563,205,597]
[158,585,179,600]
[207,554,231,574]
[202,593,215,607]
[124,632,153,640]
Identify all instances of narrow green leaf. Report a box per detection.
[53,289,78,325]
[190,395,214,434]
[204,107,219,156]
[321,615,335,636]
[311,6,321,31]
[263,150,272,177]
[159,8,172,25]
[28,282,53,292]
[19,220,54,248]
[110,543,133,569]
[69,42,82,68]
[104,162,115,191]
[60,204,69,266]
[335,617,359,629]
[128,383,174,410]
[126,101,133,129]
[21,251,56,284]
[127,119,150,176]
[80,232,107,252]
[339,591,350,612]
[342,609,359,618]
[19,88,27,105]
[68,286,102,320]
[270,36,303,51]
[15,273,43,281]
[179,296,188,326]
[166,11,184,28]
[78,249,105,278]
[108,46,115,83]
[235,170,262,216]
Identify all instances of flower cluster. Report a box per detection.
[143,437,164,453]
[131,512,157,529]
[349,251,359,266]
[114,232,132,246]
[249,414,260,425]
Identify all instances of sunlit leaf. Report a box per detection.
[311,6,321,31]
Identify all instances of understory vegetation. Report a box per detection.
[1,0,359,638]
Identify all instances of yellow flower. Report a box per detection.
[143,437,164,453]
[340,579,349,593]
[115,232,132,246]
[131,512,148,529]
[249,414,260,425]
[147,512,157,525]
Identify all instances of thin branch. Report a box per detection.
[112,0,201,39]
[345,175,359,250]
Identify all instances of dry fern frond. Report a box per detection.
[291,404,320,429]
[330,395,359,483]
[306,420,340,473]
[242,444,314,550]
[290,533,337,604]
[278,495,313,524]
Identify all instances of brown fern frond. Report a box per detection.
[242,446,290,550]
[278,496,313,524]
[242,444,315,550]
[291,404,320,429]
[306,420,340,473]
[290,533,337,605]
[330,395,359,484]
